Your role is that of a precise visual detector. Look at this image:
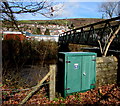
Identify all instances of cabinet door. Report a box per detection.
[66,56,82,94]
[81,55,96,91]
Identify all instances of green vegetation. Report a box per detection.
[68,23,75,29]
[33,28,42,35]
[18,19,71,26]
[3,18,105,30]
[16,18,106,30]
[44,28,50,35]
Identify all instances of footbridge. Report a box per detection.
[58,17,120,52]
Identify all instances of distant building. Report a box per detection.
[26,34,59,42]
[2,31,59,42]
[2,31,26,41]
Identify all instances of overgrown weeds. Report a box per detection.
[2,39,58,88]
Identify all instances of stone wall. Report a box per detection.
[96,56,118,86]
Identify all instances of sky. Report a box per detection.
[13,0,119,20]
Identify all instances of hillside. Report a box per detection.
[18,18,104,28]
[2,18,105,35]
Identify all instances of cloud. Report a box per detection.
[52,3,66,17]
[52,2,98,19]
[52,2,76,18]
[55,2,102,18]
[15,2,103,20]
[62,2,80,17]
[80,3,96,12]
[53,0,118,2]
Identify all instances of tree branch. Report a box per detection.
[2,2,21,32]
[103,28,113,53]
[103,25,120,57]
[98,40,103,55]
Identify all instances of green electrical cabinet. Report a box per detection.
[57,52,97,97]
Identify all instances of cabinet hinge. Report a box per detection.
[92,59,96,61]
[65,88,70,90]
[91,84,96,86]
[66,61,71,63]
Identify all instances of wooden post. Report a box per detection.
[49,65,56,101]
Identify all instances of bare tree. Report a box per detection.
[99,1,118,18]
[98,25,120,57]
[1,1,60,31]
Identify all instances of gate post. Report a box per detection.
[49,65,56,101]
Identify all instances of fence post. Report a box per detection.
[49,65,56,101]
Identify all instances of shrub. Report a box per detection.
[2,39,58,88]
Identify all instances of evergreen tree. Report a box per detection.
[33,28,42,35]
[70,23,75,29]
[68,23,75,29]
[36,28,42,35]
[44,28,50,35]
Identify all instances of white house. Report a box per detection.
[26,33,59,42]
